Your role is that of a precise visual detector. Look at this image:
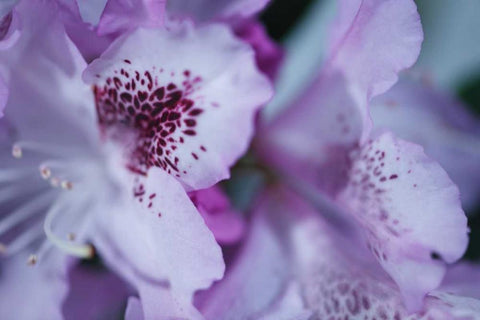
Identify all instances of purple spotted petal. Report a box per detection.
[371,78,480,210]
[84,21,272,190]
[327,0,423,139]
[291,199,480,319]
[337,132,468,310]
[93,167,224,299]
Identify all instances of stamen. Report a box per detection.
[0,242,6,254]
[5,224,43,257]
[0,182,44,204]
[0,191,54,236]
[43,199,94,259]
[39,165,51,179]
[27,254,37,266]
[12,145,22,158]
[12,141,79,159]
[61,180,73,190]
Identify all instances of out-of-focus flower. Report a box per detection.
[256,0,470,313]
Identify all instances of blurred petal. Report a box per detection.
[371,78,480,210]
[0,253,68,320]
[257,73,363,197]
[197,194,294,320]
[440,262,480,300]
[125,297,144,320]
[84,22,272,190]
[327,0,423,139]
[94,167,224,299]
[136,279,204,319]
[62,261,131,319]
[97,0,166,36]
[293,202,480,319]
[234,20,284,80]
[189,186,245,244]
[338,132,468,310]
[0,74,7,117]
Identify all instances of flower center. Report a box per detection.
[94,62,205,176]
[0,140,95,264]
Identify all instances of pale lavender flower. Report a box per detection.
[0,0,272,318]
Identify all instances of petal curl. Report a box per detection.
[338,132,469,310]
[327,0,423,139]
[371,78,480,210]
[84,22,272,190]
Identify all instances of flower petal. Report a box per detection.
[97,0,166,36]
[337,131,469,310]
[93,167,224,299]
[125,297,144,320]
[0,253,68,320]
[371,78,480,210]
[62,261,131,319]
[257,73,363,197]
[327,0,423,139]
[198,196,292,319]
[84,22,272,190]
[189,186,245,244]
[0,74,7,118]
[293,202,480,319]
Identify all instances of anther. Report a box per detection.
[61,180,73,190]
[39,166,51,180]
[27,254,37,266]
[12,145,22,159]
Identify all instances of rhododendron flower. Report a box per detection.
[0,0,271,318]
[1,0,480,318]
